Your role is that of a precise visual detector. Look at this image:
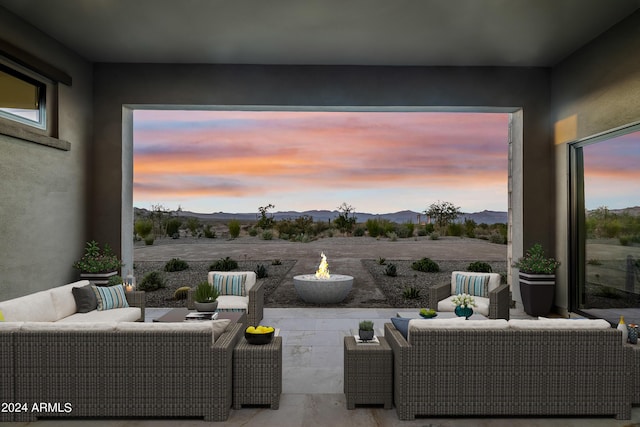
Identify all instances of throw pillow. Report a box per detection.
[454,273,489,297]
[214,274,247,296]
[92,284,129,311]
[391,317,410,339]
[72,285,98,313]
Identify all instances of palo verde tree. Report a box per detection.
[425,200,461,231]
[257,203,276,229]
[334,202,357,234]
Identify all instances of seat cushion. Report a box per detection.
[59,307,141,322]
[0,290,57,322]
[437,295,490,316]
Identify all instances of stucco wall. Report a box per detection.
[0,9,93,299]
[552,10,640,314]
[92,64,553,307]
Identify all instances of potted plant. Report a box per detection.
[73,240,122,285]
[512,243,560,316]
[358,320,375,341]
[193,281,219,312]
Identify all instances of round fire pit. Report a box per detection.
[293,274,353,304]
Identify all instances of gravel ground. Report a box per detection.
[133,260,296,307]
[134,258,507,308]
[362,259,508,308]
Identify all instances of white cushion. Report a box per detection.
[59,307,141,323]
[50,282,88,319]
[116,319,231,341]
[508,318,611,329]
[208,271,257,293]
[0,322,24,331]
[216,295,249,310]
[20,322,117,332]
[437,295,490,316]
[0,290,58,322]
[450,271,501,294]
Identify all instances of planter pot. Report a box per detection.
[519,272,555,316]
[194,301,218,312]
[80,271,118,286]
[359,330,375,341]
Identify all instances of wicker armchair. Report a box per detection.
[429,271,510,319]
[187,271,263,325]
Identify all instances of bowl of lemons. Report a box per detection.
[245,325,275,345]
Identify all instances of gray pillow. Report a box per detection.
[72,285,98,313]
[391,317,410,340]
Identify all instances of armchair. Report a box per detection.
[429,271,510,319]
[187,271,263,325]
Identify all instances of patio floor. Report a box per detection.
[10,307,640,426]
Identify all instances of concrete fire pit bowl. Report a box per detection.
[293,274,353,304]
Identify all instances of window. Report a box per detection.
[0,63,46,129]
[570,125,640,320]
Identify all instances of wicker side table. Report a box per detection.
[233,336,282,409]
[344,335,393,409]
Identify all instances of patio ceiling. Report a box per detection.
[1,0,639,67]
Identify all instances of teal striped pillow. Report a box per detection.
[454,274,489,297]
[92,284,130,311]
[213,274,247,296]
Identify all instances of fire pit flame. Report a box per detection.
[315,252,331,279]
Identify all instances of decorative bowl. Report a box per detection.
[245,330,274,345]
[419,309,437,318]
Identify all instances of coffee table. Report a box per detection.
[396,311,488,320]
[153,307,247,325]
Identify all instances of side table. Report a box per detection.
[343,335,393,409]
[233,336,282,409]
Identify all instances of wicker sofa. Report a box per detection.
[187,271,263,326]
[1,319,242,422]
[0,280,145,322]
[385,318,633,420]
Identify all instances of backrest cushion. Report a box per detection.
[0,290,57,322]
[508,318,611,329]
[116,318,231,341]
[208,271,257,293]
[92,284,129,311]
[50,281,88,319]
[451,271,501,296]
[390,317,410,339]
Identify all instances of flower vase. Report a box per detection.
[455,305,473,319]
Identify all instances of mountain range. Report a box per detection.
[135,208,509,225]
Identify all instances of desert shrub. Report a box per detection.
[255,264,268,279]
[417,227,427,236]
[386,231,398,241]
[107,275,123,287]
[489,232,506,244]
[165,218,182,237]
[209,256,238,271]
[366,218,382,238]
[447,222,463,237]
[173,286,191,300]
[144,235,155,245]
[272,259,282,265]
[203,225,216,238]
[248,228,258,237]
[384,263,397,277]
[412,257,440,273]
[403,287,421,299]
[279,233,290,240]
[424,223,435,234]
[467,261,492,273]
[138,271,166,291]
[377,257,386,265]
[228,219,241,238]
[164,258,189,272]
[401,222,415,238]
[429,232,440,240]
[353,226,365,237]
[464,219,477,238]
[261,230,273,240]
[134,219,153,238]
[294,233,311,243]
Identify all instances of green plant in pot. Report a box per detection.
[193,281,219,312]
[358,320,375,341]
[512,243,560,316]
[73,240,122,285]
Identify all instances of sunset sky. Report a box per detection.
[132,110,511,214]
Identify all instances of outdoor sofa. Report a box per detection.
[187,271,263,325]
[1,319,242,422]
[385,317,632,420]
